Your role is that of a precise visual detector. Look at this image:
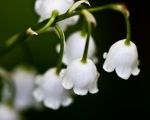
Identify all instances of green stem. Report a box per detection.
[37,11,58,34]
[87,4,113,12]
[0,31,28,58]
[124,15,131,45]
[54,25,65,75]
[81,21,92,63]
[0,11,58,58]
[0,3,131,58]
[88,3,131,45]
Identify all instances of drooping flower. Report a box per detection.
[62,31,98,65]
[11,66,36,111]
[35,0,79,30]
[103,39,140,80]
[35,0,74,19]
[57,15,79,31]
[62,58,100,95]
[33,68,73,110]
[0,104,19,120]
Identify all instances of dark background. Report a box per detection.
[0,0,149,120]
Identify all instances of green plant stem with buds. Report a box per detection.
[37,11,58,34]
[0,11,58,58]
[0,3,131,58]
[54,25,65,75]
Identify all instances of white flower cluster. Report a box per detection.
[0,0,140,114]
[32,0,140,110]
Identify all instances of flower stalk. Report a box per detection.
[81,20,92,63]
[88,3,131,45]
[0,3,131,58]
[124,15,131,45]
[54,25,65,75]
[36,10,58,34]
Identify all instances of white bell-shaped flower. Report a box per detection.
[35,0,79,30]
[35,0,74,19]
[62,58,100,95]
[11,66,36,111]
[57,15,79,31]
[103,39,140,80]
[0,104,19,120]
[33,68,73,110]
[62,31,98,65]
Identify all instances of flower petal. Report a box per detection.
[33,89,43,102]
[44,98,60,110]
[103,52,107,59]
[59,69,66,78]
[35,75,42,85]
[35,0,42,12]
[62,97,73,107]
[0,104,19,120]
[116,66,131,80]
[63,31,97,65]
[103,60,114,72]
[132,67,140,76]
[58,15,79,31]
[62,78,73,89]
[92,56,99,64]
[73,87,88,96]
[89,73,99,94]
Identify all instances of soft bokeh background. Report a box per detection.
[0,0,149,119]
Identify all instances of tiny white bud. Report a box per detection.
[26,27,38,36]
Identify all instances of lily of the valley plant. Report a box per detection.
[0,0,140,115]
